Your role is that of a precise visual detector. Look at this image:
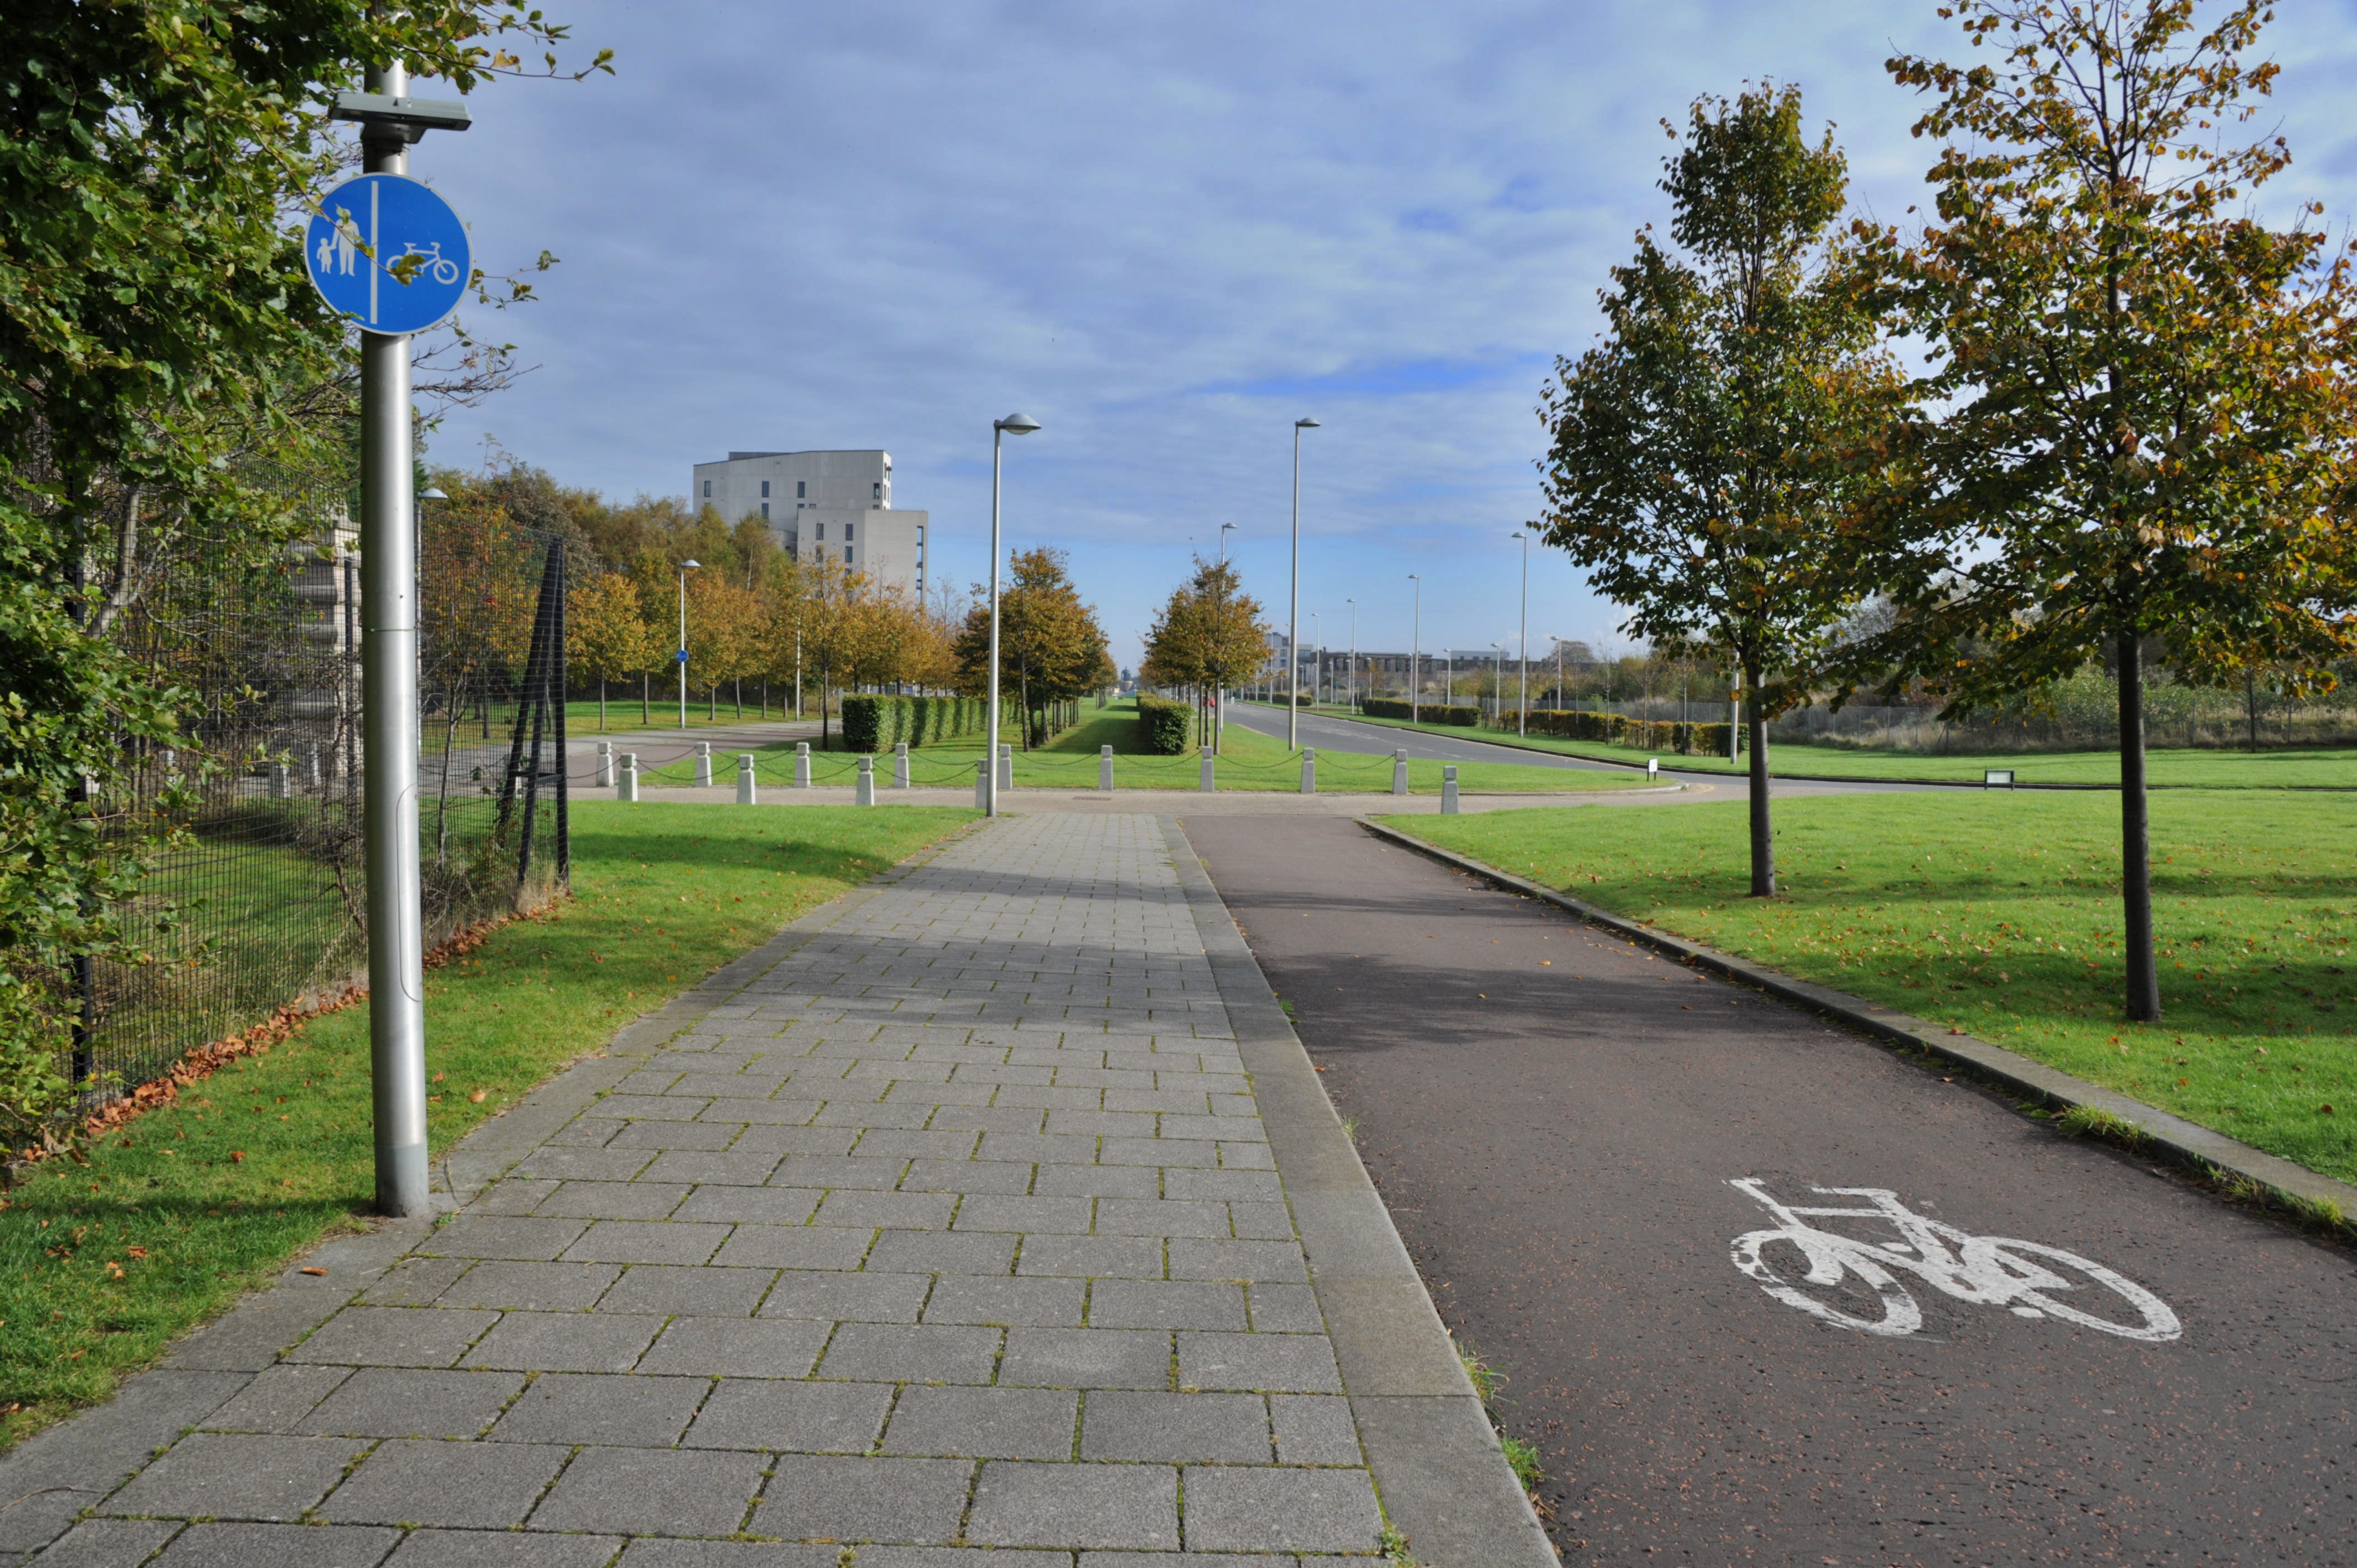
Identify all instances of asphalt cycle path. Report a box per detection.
[1187,813,2355,1565]
[1220,703,1928,796]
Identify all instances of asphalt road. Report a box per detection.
[1187,814,2356,1566]
[1220,702,1923,794]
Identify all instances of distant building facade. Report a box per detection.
[689,449,929,601]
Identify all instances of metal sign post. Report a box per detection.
[317,71,471,1218]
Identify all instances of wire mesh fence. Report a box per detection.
[80,496,570,1100]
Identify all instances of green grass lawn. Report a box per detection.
[641,698,1650,794]
[1384,791,2357,1185]
[561,694,814,733]
[0,802,975,1447]
[1313,705,2357,788]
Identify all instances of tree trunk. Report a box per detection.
[598,678,606,731]
[641,670,649,725]
[1744,658,1774,898]
[2118,631,2162,1022]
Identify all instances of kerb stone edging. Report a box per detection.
[1358,817,2357,1228]
[0,819,983,1564]
[1160,816,1558,1568]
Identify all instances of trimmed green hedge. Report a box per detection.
[1360,698,1479,726]
[1136,695,1193,755]
[1505,709,1733,755]
[840,695,987,754]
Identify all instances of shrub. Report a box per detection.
[1360,698,1479,726]
[1136,695,1193,755]
[1500,710,1733,755]
[838,696,987,754]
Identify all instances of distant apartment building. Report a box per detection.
[689,449,929,601]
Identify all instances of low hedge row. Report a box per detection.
[1359,698,1479,726]
[1506,709,1733,755]
[839,695,987,753]
[1136,695,1193,755]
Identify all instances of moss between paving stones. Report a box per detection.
[1386,790,2357,1184]
[0,803,975,1450]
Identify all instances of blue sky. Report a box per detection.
[413,0,2357,670]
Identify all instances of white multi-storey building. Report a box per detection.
[689,449,929,601]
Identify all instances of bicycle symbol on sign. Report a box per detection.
[391,240,463,287]
[1727,1178,2181,1342]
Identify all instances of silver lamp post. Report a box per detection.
[1345,597,1357,711]
[1408,574,1421,725]
[1219,521,1237,563]
[1489,641,1505,715]
[1287,416,1318,747]
[1510,529,1530,737]
[341,67,469,1220]
[676,559,701,731]
[986,412,1041,818]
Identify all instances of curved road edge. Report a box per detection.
[1356,816,2357,1236]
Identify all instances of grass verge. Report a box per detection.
[1382,791,2357,1184]
[645,699,1649,793]
[0,801,974,1448]
[1309,705,2357,788]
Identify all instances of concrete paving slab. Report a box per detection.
[14,813,1535,1565]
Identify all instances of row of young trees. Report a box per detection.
[1539,0,2357,1025]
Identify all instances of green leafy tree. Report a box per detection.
[0,2,604,1159]
[1140,558,1268,750]
[953,549,1111,749]
[1537,85,1899,895]
[1844,0,2357,1021]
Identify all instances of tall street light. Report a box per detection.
[1288,416,1319,747]
[1509,529,1530,737]
[1220,521,1238,563]
[1489,641,1505,713]
[986,412,1041,818]
[1407,574,1422,726]
[1345,598,1357,712]
[676,559,701,731]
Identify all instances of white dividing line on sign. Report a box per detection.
[1727,1178,2181,1342]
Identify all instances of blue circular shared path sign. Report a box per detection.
[305,173,471,335]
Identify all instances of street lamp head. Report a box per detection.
[1295,417,1320,430]
[995,412,1041,435]
[681,559,701,572]
[419,487,447,502]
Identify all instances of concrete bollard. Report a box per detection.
[855,755,875,807]
[596,740,613,787]
[794,742,812,789]
[997,743,1013,793]
[1647,757,1659,781]
[894,742,910,789]
[1300,747,1317,795]
[1441,764,1459,814]
[974,757,989,809]
[694,741,713,787]
[737,753,758,804]
[1200,748,1216,792]
[1392,748,1409,796]
[1099,744,1114,792]
[617,752,639,802]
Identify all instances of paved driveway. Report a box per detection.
[1189,814,2356,1565]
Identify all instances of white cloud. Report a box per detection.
[415,0,2357,660]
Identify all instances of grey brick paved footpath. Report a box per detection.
[19,813,1547,1567]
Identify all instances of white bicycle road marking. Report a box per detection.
[1728,1178,2183,1342]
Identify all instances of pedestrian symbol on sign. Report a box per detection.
[303,172,471,336]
